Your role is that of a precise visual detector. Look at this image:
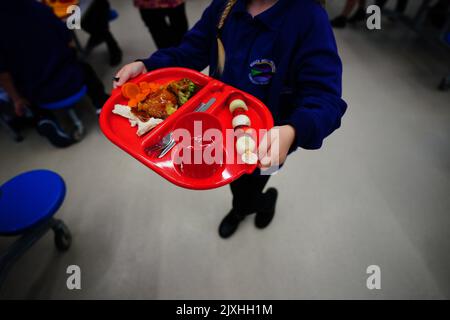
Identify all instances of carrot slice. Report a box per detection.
[121,83,141,99]
[148,83,161,92]
[139,82,149,91]
[128,99,138,107]
[135,93,147,102]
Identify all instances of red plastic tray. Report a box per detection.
[99,68,274,190]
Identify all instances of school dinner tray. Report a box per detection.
[99,68,274,190]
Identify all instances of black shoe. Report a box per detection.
[255,188,278,229]
[331,15,348,28]
[36,118,75,148]
[219,210,245,239]
[348,8,366,23]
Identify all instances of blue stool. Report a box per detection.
[109,9,119,21]
[0,170,72,287]
[39,86,87,140]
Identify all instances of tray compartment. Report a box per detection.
[202,88,272,172]
[100,68,212,147]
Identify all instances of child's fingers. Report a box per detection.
[259,147,280,171]
[112,72,123,88]
[113,68,129,88]
[259,155,272,170]
[257,129,273,161]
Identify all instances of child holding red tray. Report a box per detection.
[114,0,347,239]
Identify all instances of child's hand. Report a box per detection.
[257,125,296,171]
[113,61,147,88]
[12,96,29,117]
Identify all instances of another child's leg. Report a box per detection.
[348,0,367,23]
[396,0,408,13]
[81,0,122,66]
[167,3,189,47]
[79,62,109,114]
[376,0,388,9]
[331,0,361,28]
[139,8,173,49]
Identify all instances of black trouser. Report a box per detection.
[79,61,108,110]
[230,173,271,216]
[139,3,188,49]
[81,0,119,52]
[81,0,111,41]
[376,0,409,13]
[428,0,450,29]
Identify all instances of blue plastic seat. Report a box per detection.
[39,85,87,110]
[0,170,66,235]
[109,9,119,22]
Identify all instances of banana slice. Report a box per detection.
[236,135,256,155]
[241,151,258,165]
[229,99,248,113]
[232,114,251,129]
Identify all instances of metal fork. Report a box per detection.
[157,137,176,159]
[145,133,173,155]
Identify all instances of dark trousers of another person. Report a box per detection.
[376,0,409,13]
[81,0,121,65]
[428,0,450,29]
[139,3,188,49]
[82,0,112,44]
[230,174,271,216]
[80,61,108,110]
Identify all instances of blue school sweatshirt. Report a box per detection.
[0,0,84,104]
[141,0,347,150]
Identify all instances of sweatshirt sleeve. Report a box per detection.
[284,4,347,150]
[140,1,219,72]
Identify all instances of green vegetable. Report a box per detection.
[166,103,177,115]
[168,78,197,106]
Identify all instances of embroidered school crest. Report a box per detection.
[249,59,276,85]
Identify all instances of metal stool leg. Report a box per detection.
[0,218,72,289]
[0,219,53,288]
[67,108,85,141]
[439,72,450,91]
[0,113,24,142]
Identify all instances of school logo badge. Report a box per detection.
[249,59,276,85]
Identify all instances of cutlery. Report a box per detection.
[156,98,216,159]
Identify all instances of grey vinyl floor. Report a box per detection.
[0,0,449,299]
